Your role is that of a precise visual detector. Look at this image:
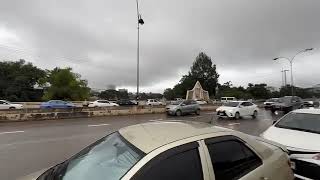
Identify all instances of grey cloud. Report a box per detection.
[0,0,319,92]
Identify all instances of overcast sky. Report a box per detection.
[0,0,319,93]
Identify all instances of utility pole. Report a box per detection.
[281,69,284,87]
[283,70,289,86]
[136,0,144,100]
[274,48,313,96]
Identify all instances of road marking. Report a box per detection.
[0,130,25,135]
[88,123,110,127]
[228,123,240,126]
[149,119,163,122]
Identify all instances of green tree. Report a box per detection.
[0,59,46,101]
[170,52,219,97]
[247,83,270,99]
[43,67,90,101]
[99,89,118,100]
[163,88,176,100]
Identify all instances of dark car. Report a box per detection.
[270,96,303,114]
[117,99,137,106]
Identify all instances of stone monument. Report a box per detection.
[186,81,209,101]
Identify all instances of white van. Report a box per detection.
[221,97,236,103]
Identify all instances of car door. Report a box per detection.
[182,100,192,113]
[0,100,10,109]
[239,102,248,116]
[131,142,205,180]
[204,136,266,180]
[245,102,255,115]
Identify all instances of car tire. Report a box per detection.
[195,109,200,115]
[176,110,182,116]
[252,110,258,119]
[9,107,16,110]
[234,112,240,120]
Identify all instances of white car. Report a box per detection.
[18,121,294,180]
[146,99,164,106]
[261,109,320,180]
[216,101,259,119]
[88,100,119,107]
[0,100,23,110]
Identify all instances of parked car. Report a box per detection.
[216,101,259,119]
[88,100,119,107]
[19,121,294,180]
[221,96,236,103]
[117,99,137,106]
[40,100,75,109]
[0,100,23,110]
[166,100,200,116]
[270,96,303,114]
[261,109,320,180]
[146,99,164,106]
[303,100,320,107]
[264,98,279,108]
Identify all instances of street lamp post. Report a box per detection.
[136,0,144,100]
[273,48,313,97]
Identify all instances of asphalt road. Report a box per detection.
[0,108,281,180]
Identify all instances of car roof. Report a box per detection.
[292,108,320,114]
[119,121,231,153]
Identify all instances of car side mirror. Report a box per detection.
[239,105,244,108]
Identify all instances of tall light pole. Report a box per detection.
[273,48,313,96]
[136,0,144,100]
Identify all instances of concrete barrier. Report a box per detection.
[0,105,217,122]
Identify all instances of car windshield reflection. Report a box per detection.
[275,112,320,134]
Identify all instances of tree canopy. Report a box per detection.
[164,52,219,99]
[42,67,90,101]
[0,60,46,101]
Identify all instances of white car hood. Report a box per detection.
[217,106,237,111]
[262,126,320,151]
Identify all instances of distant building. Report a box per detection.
[186,81,209,101]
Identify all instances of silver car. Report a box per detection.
[18,121,294,180]
[166,100,201,116]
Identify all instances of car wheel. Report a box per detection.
[176,110,182,116]
[195,109,200,115]
[234,112,240,120]
[252,110,258,119]
[9,107,16,110]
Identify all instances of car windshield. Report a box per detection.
[275,112,320,134]
[43,132,145,180]
[171,100,183,105]
[278,97,292,103]
[224,102,240,107]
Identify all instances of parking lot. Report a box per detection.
[0,108,280,180]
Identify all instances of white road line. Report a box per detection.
[0,130,25,135]
[228,123,240,126]
[88,123,110,127]
[149,119,163,122]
